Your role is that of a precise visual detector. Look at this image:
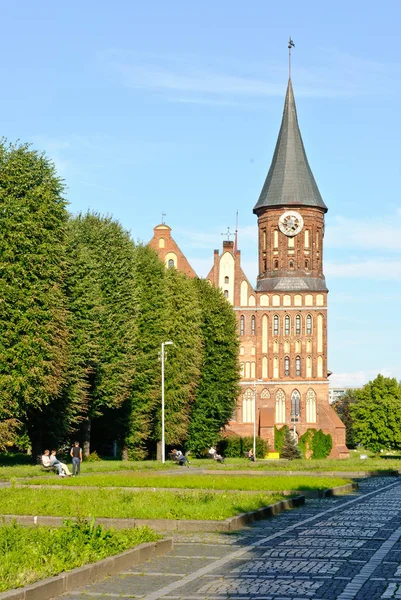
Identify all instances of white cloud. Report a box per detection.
[326,211,401,251]
[98,48,401,105]
[330,367,399,389]
[326,259,401,280]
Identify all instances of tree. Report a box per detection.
[280,428,302,460]
[64,213,137,456]
[122,245,167,459]
[187,279,240,456]
[0,141,69,456]
[349,374,401,454]
[333,390,358,448]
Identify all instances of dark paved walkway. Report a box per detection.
[55,477,401,600]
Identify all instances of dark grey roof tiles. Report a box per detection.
[253,79,327,214]
[256,276,328,293]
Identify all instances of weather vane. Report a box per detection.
[288,37,295,79]
[161,212,166,224]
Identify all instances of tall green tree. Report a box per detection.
[64,213,137,456]
[333,389,358,448]
[122,245,167,459]
[187,279,240,456]
[349,374,401,453]
[0,141,69,456]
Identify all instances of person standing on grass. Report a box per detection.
[70,441,82,476]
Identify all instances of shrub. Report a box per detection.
[84,451,101,462]
[299,429,332,459]
[219,436,268,458]
[274,425,289,453]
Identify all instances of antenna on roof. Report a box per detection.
[288,37,295,79]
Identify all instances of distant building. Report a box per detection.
[150,77,348,458]
[329,388,361,404]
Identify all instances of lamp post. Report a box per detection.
[253,379,263,459]
[161,341,173,464]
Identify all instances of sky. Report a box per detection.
[1,1,400,388]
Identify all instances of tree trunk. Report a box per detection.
[122,446,128,461]
[83,418,91,458]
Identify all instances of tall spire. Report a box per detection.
[253,79,327,214]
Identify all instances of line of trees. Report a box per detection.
[0,141,240,459]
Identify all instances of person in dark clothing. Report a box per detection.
[70,441,82,476]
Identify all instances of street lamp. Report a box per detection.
[253,379,263,459]
[161,341,173,464]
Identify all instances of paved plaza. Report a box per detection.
[56,477,401,600]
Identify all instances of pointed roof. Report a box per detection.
[253,79,327,214]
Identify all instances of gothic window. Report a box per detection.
[289,260,294,269]
[275,389,286,424]
[295,314,301,335]
[291,389,301,418]
[285,315,290,336]
[242,388,254,423]
[224,290,229,298]
[306,314,312,335]
[273,356,279,378]
[306,389,317,423]
[263,229,267,250]
[261,389,270,399]
[168,259,175,268]
[274,260,279,269]
[224,276,229,284]
[251,315,256,335]
[296,355,301,376]
[240,315,245,336]
[284,356,290,376]
[273,315,279,336]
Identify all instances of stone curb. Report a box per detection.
[0,537,173,600]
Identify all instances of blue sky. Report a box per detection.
[1,1,400,388]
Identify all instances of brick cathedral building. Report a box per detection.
[149,78,348,458]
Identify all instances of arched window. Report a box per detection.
[273,315,279,336]
[240,315,245,336]
[261,389,270,400]
[242,388,254,423]
[275,389,286,424]
[284,356,290,376]
[285,315,290,336]
[274,260,279,269]
[273,230,279,248]
[295,314,301,335]
[251,315,256,335]
[291,390,301,418]
[168,259,175,268]
[296,356,301,376]
[224,276,229,284]
[289,260,294,269]
[306,314,312,335]
[224,290,229,298]
[306,389,317,423]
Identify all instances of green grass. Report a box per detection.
[0,519,160,592]
[22,472,351,491]
[0,487,285,520]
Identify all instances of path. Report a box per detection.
[55,476,401,600]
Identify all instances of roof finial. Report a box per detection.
[288,37,295,79]
[221,227,233,241]
[161,211,166,224]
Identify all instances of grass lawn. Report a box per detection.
[0,487,286,520]
[22,472,351,491]
[0,520,160,593]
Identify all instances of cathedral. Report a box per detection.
[149,77,348,459]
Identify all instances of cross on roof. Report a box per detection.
[221,227,233,241]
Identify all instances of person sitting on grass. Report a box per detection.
[41,449,65,477]
[50,450,72,476]
[171,449,189,467]
[247,448,256,462]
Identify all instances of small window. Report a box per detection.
[240,315,245,336]
[224,276,229,284]
[306,314,312,335]
[296,356,301,376]
[224,290,229,298]
[285,315,290,336]
[251,315,256,335]
[295,314,301,335]
[305,259,309,269]
[274,260,279,269]
[284,356,290,376]
[289,260,294,269]
[273,315,279,336]
[168,259,174,268]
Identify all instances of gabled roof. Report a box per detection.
[253,79,327,214]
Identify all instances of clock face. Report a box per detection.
[278,210,304,237]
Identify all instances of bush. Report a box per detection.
[274,425,289,453]
[299,429,332,459]
[219,436,268,459]
[84,451,101,462]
